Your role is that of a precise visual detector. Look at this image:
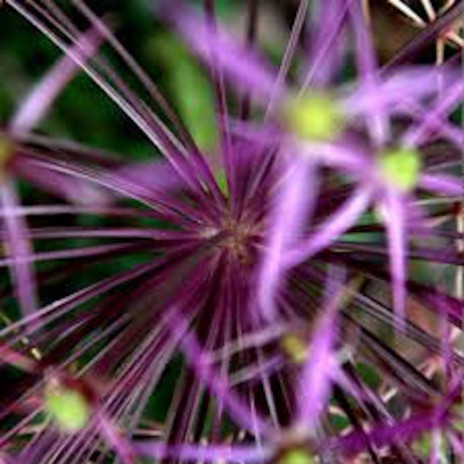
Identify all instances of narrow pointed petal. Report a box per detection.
[163,3,278,102]
[0,243,139,268]
[16,160,110,206]
[6,0,207,196]
[419,173,464,197]
[285,185,372,268]
[403,79,463,147]
[257,153,317,322]
[299,142,366,171]
[345,66,458,116]
[0,178,38,319]
[348,0,388,145]
[0,342,37,372]
[295,270,352,429]
[115,159,185,193]
[266,0,308,116]
[296,311,337,428]
[165,309,274,438]
[97,412,136,464]
[335,413,439,455]
[303,0,349,88]
[383,189,408,330]
[135,442,270,463]
[21,156,205,223]
[0,258,166,342]
[10,28,102,134]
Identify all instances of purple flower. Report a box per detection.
[164,0,463,329]
[0,1,462,463]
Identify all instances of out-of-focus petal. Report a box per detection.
[298,141,367,172]
[303,0,349,88]
[382,189,408,330]
[163,3,279,103]
[285,185,372,268]
[115,159,185,193]
[347,0,388,145]
[419,173,464,197]
[10,28,102,134]
[403,79,463,147]
[165,309,275,439]
[295,307,338,429]
[97,412,136,464]
[0,178,38,319]
[15,161,110,206]
[135,442,270,463]
[344,66,458,116]
[257,151,317,322]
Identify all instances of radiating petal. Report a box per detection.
[403,79,463,147]
[163,2,279,103]
[165,309,275,438]
[135,442,270,463]
[347,0,388,145]
[0,178,38,319]
[97,412,136,464]
[303,0,350,88]
[296,304,339,427]
[382,189,408,330]
[10,28,102,133]
[257,151,317,322]
[419,173,464,197]
[285,185,372,268]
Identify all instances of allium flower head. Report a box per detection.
[0,1,462,463]
[161,0,463,328]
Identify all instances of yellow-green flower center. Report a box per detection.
[284,93,344,142]
[378,147,421,191]
[278,449,314,464]
[280,333,308,364]
[44,384,91,432]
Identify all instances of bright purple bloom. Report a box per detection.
[164,0,463,329]
[0,1,462,463]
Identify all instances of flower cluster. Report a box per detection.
[0,1,462,463]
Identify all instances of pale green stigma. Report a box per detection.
[280,333,308,364]
[378,147,421,191]
[284,93,344,142]
[278,449,314,464]
[44,384,91,432]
